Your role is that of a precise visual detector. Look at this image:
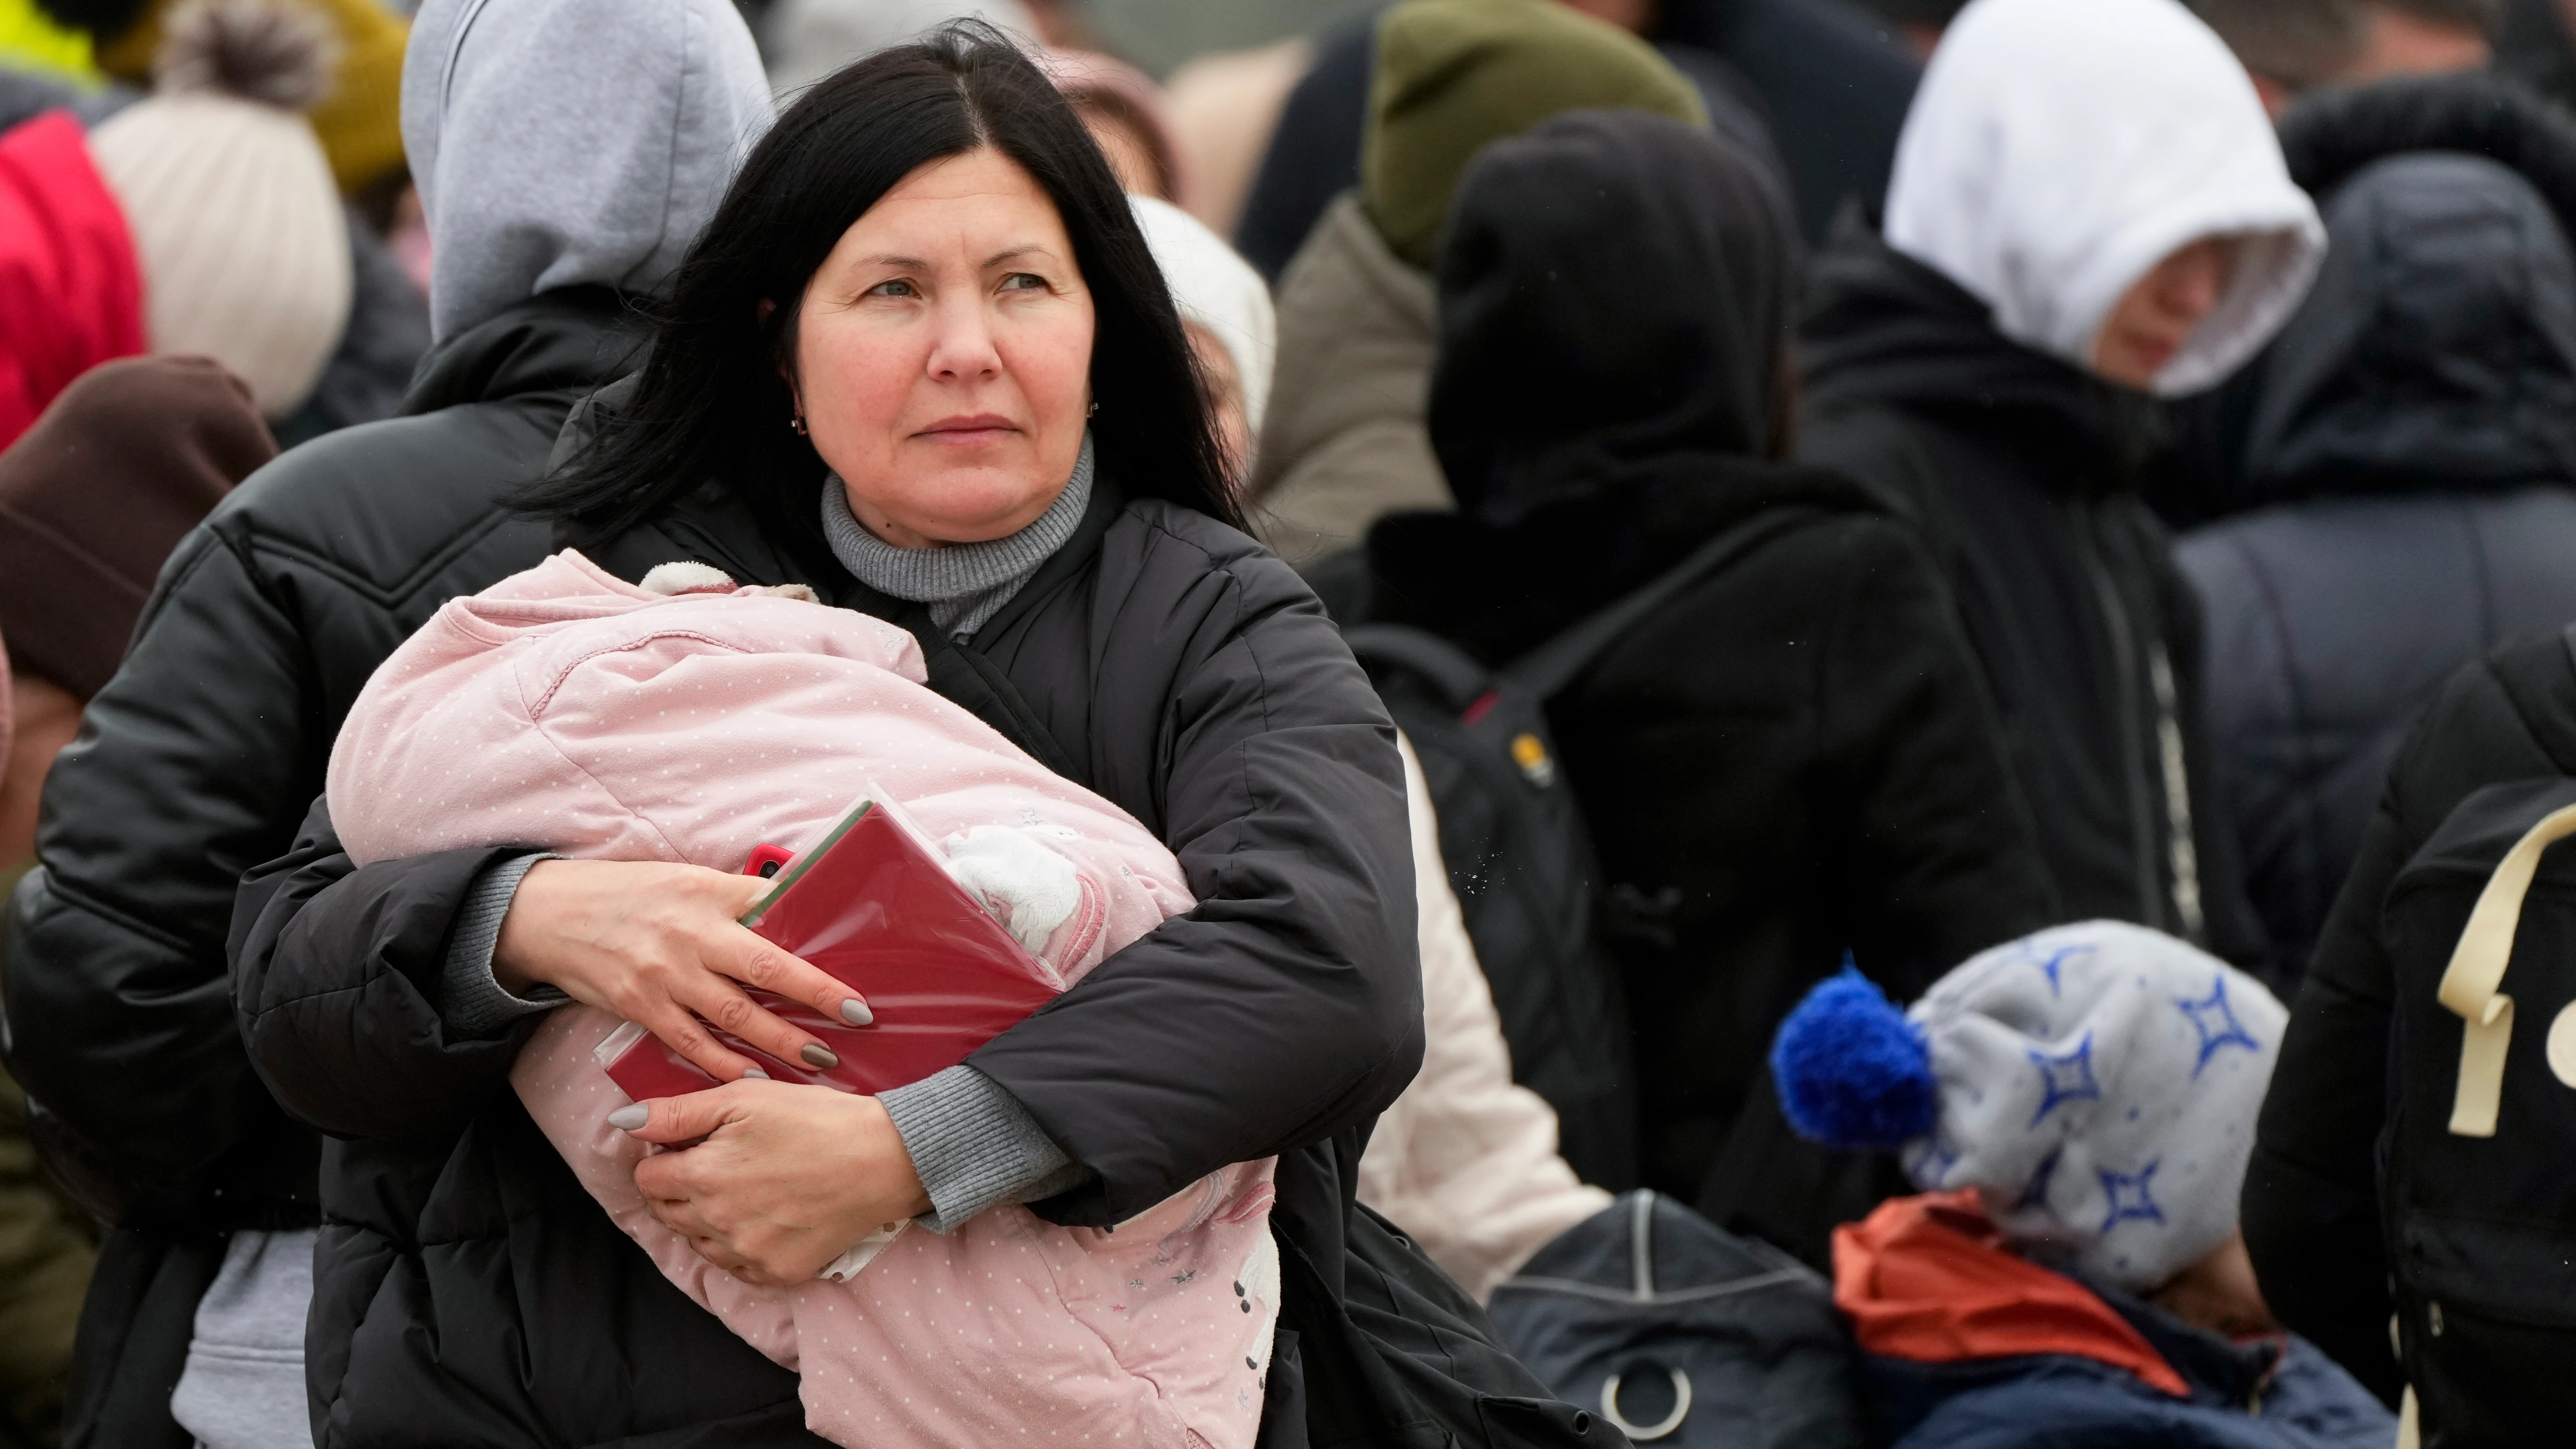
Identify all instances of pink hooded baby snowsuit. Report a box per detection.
[325,550,1280,1449]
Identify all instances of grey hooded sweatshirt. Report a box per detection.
[405,0,772,342]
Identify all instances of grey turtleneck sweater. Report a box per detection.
[820,434,1094,640]
[437,442,1102,1233]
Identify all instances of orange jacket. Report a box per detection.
[1834,1190,2190,1398]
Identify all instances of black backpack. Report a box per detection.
[1340,509,1817,1189]
[1484,1190,1865,1448]
[2379,775,2576,1446]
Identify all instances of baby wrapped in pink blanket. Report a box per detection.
[325,550,1280,1449]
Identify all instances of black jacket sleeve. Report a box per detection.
[2244,803,2405,1406]
[1817,517,2056,994]
[968,531,1424,1227]
[231,799,538,1142]
[0,526,325,1220]
[2240,649,2567,1406]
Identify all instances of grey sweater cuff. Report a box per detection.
[438,853,569,1037]
[878,1064,1089,1233]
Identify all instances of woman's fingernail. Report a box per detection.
[801,1042,840,1070]
[608,1105,649,1130]
[741,1066,769,1080]
[841,998,874,1027]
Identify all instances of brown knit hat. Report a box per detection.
[0,356,275,699]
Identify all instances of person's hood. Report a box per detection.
[1362,0,1706,270]
[1801,208,2166,489]
[1834,1192,2286,1444]
[402,0,774,342]
[2275,72,2576,223]
[1373,108,1870,662]
[1360,456,1877,666]
[1883,0,2322,397]
[1428,108,1796,528]
[2225,74,2576,503]
[1833,1192,2191,1398]
[2238,152,2576,502]
[399,285,644,419]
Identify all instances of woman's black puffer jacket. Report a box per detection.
[229,475,1426,1447]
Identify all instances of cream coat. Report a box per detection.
[1359,739,1612,1300]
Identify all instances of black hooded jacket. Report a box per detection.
[2243,631,2576,1413]
[2233,80,2576,1409]
[1798,213,2271,979]
[2178,131,2576,981]
[225,451,1431,1443]
[0,289,632,1449]
[1346,111,2052,1266]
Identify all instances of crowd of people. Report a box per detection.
[2,0,2576,1444]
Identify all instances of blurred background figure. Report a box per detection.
[1162,32,1308,236]
[89,0,350,422]
[1039,46,1181,200]
[1130,194,1271,481]
[57,0,411,209]
[0,355,272,1449]
[0,0,426,451]
[1337,107,2050,1263]
[762,0,1035,93]
[2222,76,2576,1424]
[1800,0,2322,983]
[2181,76,2576,986]
[2188,0,2497,113]
[1232,0,1911,283]
[0,100,138,454]
[1775,923,2394,1449]
[2498,0,2576,109]
[1247,0,1707,568]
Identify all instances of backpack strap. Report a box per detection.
[1340,622,1494,713]
[1503,507,1823,702]
[2439,801,2576,1136]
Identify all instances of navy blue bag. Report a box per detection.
[1486,1191,1865,1447]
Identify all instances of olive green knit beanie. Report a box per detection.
[1361,0,1707,270]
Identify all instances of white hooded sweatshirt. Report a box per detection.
[1883,0,2324,397]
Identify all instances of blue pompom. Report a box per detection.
[1770,963,1938,1151]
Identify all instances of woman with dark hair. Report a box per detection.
[225,29,1470,1448]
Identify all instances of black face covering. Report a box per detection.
[1426,108,1799,530]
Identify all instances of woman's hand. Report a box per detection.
[623,1080,930,1286]
[494,858,869,1081]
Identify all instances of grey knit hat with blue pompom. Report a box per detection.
[1771,920,2286,1291]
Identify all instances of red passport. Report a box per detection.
[598,796,1061,1103]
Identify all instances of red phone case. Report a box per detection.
[599,799,1060,1102]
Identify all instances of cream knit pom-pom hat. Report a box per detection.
[88,0,352,419]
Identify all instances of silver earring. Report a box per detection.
[790,414,808,436]
[1087,400,1099,417]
